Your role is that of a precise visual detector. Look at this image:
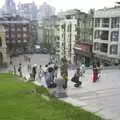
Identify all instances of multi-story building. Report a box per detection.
[37,2,55,21]
[74,9,94,66]
[3,0,16,15]
[18,2,37,21]
[93,6,120,64]
[42,15,58,49]
[29,20,38,45]
[37,21,44,45]
[37,3,56,47]
[0,25,9,67]
[56,10,77,63]
[0,15,30,52]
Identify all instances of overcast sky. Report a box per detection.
[0,0,117,12]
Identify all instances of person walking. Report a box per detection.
[13,64,16,75]
[47,63,55,88]
[80,63,85,75]
[38,65,43,80]
[31,64,37,81]
[18,63,22,76]
[60,58,68,89]
[92,64,97,82]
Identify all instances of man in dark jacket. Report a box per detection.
[60,57,68,89]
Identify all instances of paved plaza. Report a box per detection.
[9,54,120,120]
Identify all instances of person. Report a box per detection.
[71,68,82,87]
[60,57,68,89]
[31,64,37,81]
[80,63,85,76]
[18,63,22,76]
[38,65,43,80]
[43,65,48,80]
[54,65,58,83]
[27,62,32,72]
[96,62,102,80]
[13,64,16,75]
[92,64,97,82]
[47,63,55,88]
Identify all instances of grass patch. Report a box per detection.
[0,73,104,120]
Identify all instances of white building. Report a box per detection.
[93,6,120,62]
[0,25,9,67]
[55,11,77,63]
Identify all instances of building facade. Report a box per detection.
[37,2,55,21]
[0,16,30,52]
[74,9,94,66]
[55,10,77,63]
[0,25,9,67]
[4,0,16,15]
[93,7,120,63]
[18,2,37,21]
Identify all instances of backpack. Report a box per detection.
[48,67,53,72]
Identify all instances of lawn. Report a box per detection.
[0,73,103,120]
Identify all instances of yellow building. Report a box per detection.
[0,25,9,67]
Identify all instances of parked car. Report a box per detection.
[35,48,41,54]
[41,48,48,54]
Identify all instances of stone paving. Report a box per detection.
[6,54,120,120]
[62,69,120,120]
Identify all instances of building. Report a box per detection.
[93,6,120,64]
[0,25,9,67]
[0,15,30,52]
[29,20,38,45]
[55,10,78,63]
[37,3,56,47]
[3,0,16,15]
[37,2,55,21]
[74,9,94,66]
[42,16,58,49]
[18,2,37,21]
[37,21,44,45]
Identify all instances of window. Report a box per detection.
[56,36,60,40]
[17,34,21,38]
[101,31,109,40]
[111,31,119,41]
[23,40,27,43]
[111,17,119,28]
[23,27,27,31]
[17,28,21,31]
[11,28,15,31]
[100,43,108,53]
[0,37,2,47]
[23,33,27,37]
[95,18,100,27]
[110,44,118,55]
[56,42,60,48]
[94,30,100,39]
[102,18,109,27]
[11,34,15,38]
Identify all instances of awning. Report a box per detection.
[74,43,92,53]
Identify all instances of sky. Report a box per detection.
[0,0,117,12]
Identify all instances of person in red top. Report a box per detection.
[92,64,97,82]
